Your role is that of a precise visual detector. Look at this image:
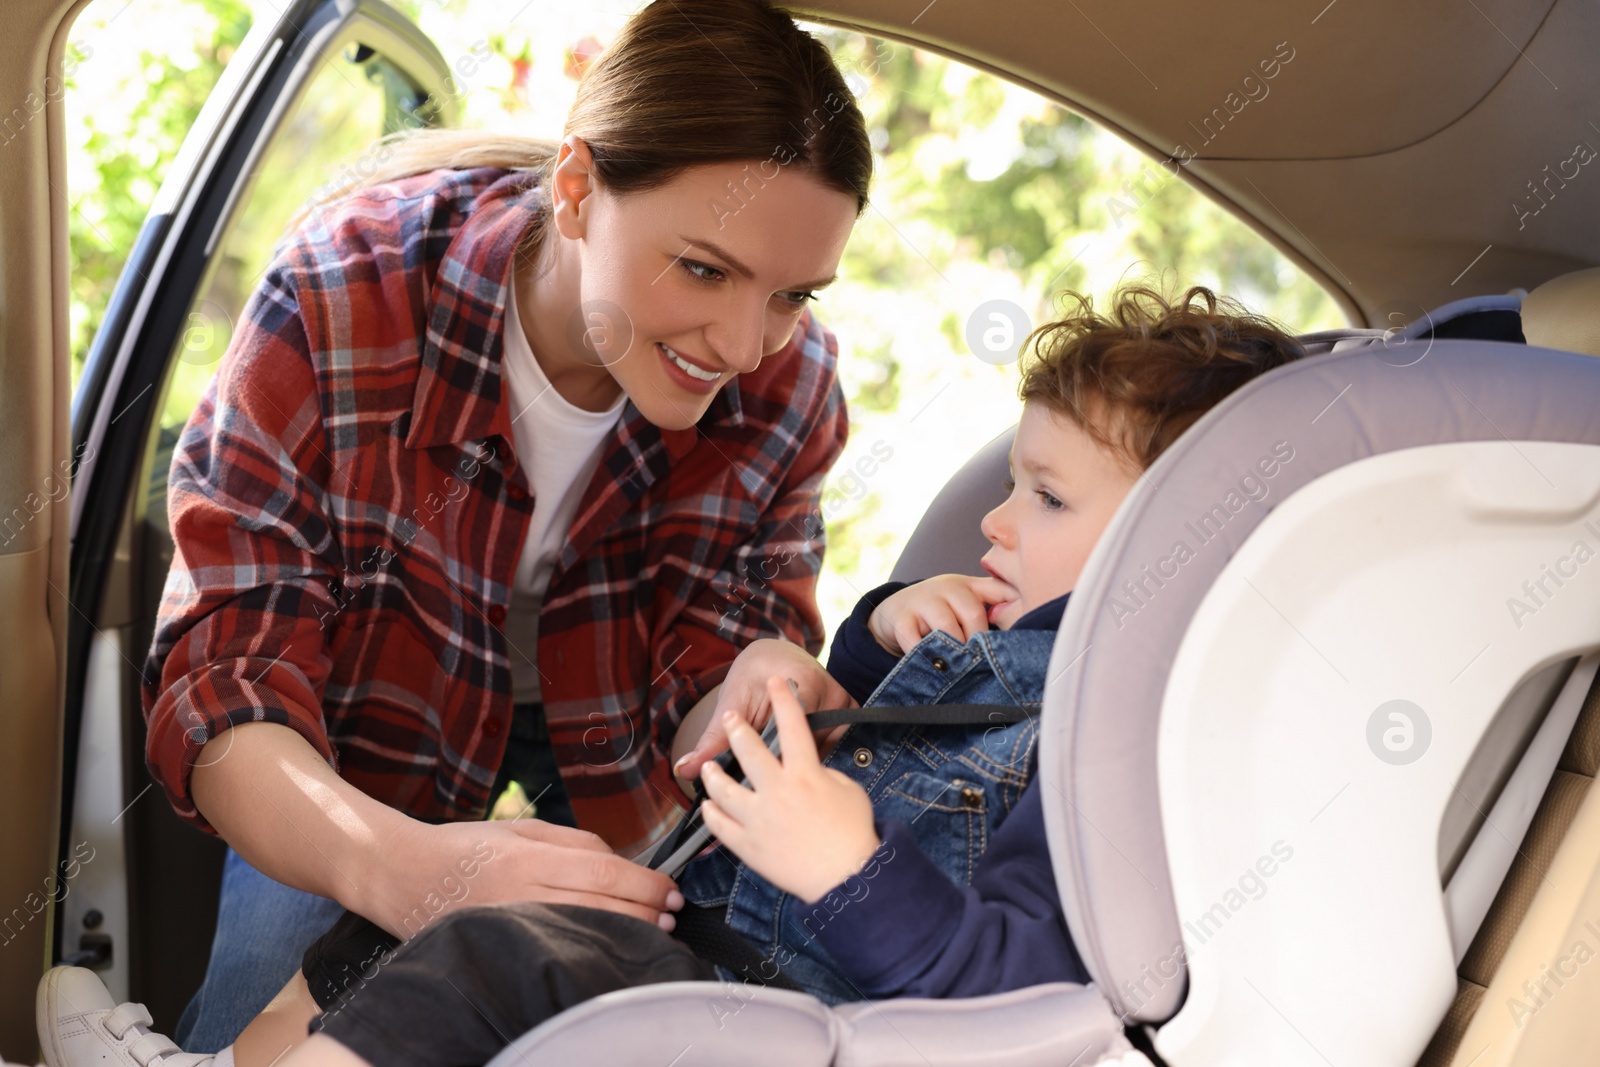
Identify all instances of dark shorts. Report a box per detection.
[301,700,577,1010]
[308,902,718,1067]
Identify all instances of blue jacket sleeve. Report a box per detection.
[824,580,908,706]
[790,783,1088,999]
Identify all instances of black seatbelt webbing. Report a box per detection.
[805,703,1035,730]
[671,901,803,992]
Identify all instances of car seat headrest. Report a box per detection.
[1522,266,1600,356]
[889,429,1012,584]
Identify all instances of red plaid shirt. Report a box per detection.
[141,167,848,854]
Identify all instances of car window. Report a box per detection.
[818,31,1347,636]
[68,1,453,582]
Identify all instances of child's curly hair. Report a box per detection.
[1017,284,1306,471]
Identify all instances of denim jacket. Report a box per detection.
[677,581,1068,1004]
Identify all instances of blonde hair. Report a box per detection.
[347,129,561,187]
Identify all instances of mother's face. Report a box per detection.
[550,141,859,431]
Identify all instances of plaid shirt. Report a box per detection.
[141,167,848,854]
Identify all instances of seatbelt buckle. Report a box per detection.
[637,717,781,879]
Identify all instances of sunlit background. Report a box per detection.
[65,0,1345,647]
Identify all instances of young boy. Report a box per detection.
[38,285,1306,1067]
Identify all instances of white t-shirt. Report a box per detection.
[499,264,626,703]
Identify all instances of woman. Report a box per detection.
[140,0,871,1052]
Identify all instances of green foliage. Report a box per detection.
[67,0,253,390]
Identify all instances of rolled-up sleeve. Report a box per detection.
[141,254,345,835]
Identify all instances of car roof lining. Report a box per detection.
[796,0,1600,327]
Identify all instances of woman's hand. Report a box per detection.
[867,573,1016,656]
[699,677,880,904]
[362,816,685,940]
[672,638,855,781]
[189,722,683,943]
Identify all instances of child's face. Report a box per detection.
[979,399,1141,629]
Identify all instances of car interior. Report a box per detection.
[3,0,1598,1064]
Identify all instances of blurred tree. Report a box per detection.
[67,0,253,389]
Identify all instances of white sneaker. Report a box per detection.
[36,967,215,1067]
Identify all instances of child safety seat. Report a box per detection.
[486,278,1600,1067]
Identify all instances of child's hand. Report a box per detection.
[699,677,881,904]
[867,573,1017,656]
[673,639,856,781]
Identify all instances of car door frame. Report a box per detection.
[62,0,453,1002]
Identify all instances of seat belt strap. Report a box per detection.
[670,901,803,992]
[805,703,1035,729]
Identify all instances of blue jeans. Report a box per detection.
[176,701,571,1053]
[173,849,347,1052]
